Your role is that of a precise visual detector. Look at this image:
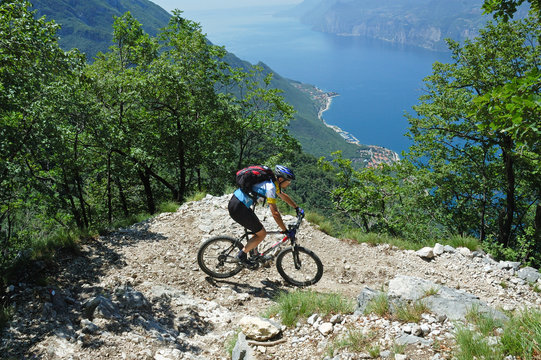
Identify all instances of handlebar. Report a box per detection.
[288,212,305,231]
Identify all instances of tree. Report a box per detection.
[483,0,541,21]
[226,66,299,169]
[0,0,84,265]
[406,16,540,249]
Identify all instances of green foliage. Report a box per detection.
[405,15,540,261]
[343,229,424,250]
[319,152,452,244]
[484,227,541,267]
[454,326,503,360]
[0,2,303,286]
[0,303,14,330]
[265,290,355,327]
[30,0,171,60]
[305,212,335,236]
[465,305,505,336]
[483,0,541,21]
[157,201,179,214]
[224,328,241,357]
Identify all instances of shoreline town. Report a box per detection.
[289,80,400,166]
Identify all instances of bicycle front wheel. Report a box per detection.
[197,236,243,278]
[276,246,323,286]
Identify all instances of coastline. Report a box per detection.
[317,89,401,166]
[318,93,366,147]
[290,81,400,166]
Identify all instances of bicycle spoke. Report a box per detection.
[197,236,243,278]
[276,247,323,286]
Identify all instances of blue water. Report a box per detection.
[180,5,452,153]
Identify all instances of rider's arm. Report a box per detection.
[277,191,298,209]
[269,203,287,232]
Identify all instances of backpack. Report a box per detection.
[235,165,276,196]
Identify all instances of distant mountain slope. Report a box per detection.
[29,0,378,163]
[286,0,528,51]
[30,0,171,60]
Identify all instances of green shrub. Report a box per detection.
[447,234,480,251]
[0,303,14,330]
[483,227,541,268]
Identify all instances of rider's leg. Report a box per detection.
[243,227,267,253]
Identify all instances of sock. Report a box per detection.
[236,250,247,260]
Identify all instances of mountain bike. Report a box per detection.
[197,212,323,287]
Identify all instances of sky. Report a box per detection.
[150,0,303,12]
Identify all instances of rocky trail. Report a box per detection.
[1,194,540,360]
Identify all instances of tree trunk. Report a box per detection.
[75,173,89,228]
[177,117,186,203]
[139,170,155,214]
[107,152,112,225]
[499,135,515,246]
[535,204,541,242]
[115,176,129,218]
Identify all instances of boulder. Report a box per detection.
[517,267,540,283]
[232,332,255,360]
[416,247,435,260]
[239,316,281,341]
[387,275,506,321]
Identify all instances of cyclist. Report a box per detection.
[228,165,304,268]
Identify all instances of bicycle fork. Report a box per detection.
[292,244,302,270]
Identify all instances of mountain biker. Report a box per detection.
[228,165,304,268]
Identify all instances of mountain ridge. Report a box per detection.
[283,0,529,51]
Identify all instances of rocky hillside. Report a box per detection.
[286,0,529,51]
[1,194,540,359]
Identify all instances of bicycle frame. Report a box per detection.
[242,212,304,263]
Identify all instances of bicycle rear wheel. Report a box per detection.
[197,236,243,278]
[276,246,323,286]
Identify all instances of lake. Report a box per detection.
[178,4,452,154]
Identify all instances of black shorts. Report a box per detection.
[228,195,263,233]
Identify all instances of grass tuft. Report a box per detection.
[343,229,422,250]
[305,212,335,235]
[364,293,391,317]
[394,301,429,323]
[185,191,207,203]
[447,234,480,251]
[326,329,377,357]
[157,200,179,213]
[455,307,541,360]
[265,290,354,327]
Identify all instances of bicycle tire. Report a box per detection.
[276,246,323,286]
[197,236,243,278]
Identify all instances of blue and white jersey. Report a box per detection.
[234,180,281,208]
